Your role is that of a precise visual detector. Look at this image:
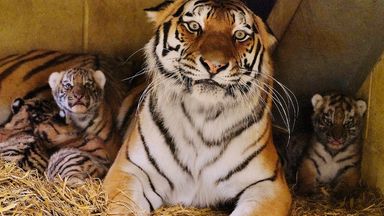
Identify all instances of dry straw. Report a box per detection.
[0,160,383,215]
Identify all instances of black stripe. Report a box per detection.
[0,50,38,67]
[334,164,358,181]
[194,0,209,6]
[138,122,175,190]
[144,193,154,212]
[0,50,57,82]
[182,88,268,146]
[23,54,85,81]
[173,3,186,17]
[234,160,279,200]
[58,157,89,176]
[149,94,192,177]
[257,48,264,75]
[162,21,172,56]
[308,157,321,176]
[336,154,358,163]
[144,0,174,12]
[126,151,163,201]
[104,122,115,143]
[0,54,18,66]
[23,84,51,99]
[247,39,261,71]
[216,142,268,183]
[52,153,84,175]
[314,149,326,163]
[242,121,269,152]
[120,96,141,137]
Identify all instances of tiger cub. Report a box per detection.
[35,67,120,185]
[297,93,367,198]
[0,98,57,173]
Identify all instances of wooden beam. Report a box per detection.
[267,0,303,41]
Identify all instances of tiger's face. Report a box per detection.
[145,0,276,104]
[3,98,56,132]
[311,93,367,151]
[48,68,106,114]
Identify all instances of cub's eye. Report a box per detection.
[234,30,249,42]
[344,119,355,128]
[63,83,72,90]
[85,81,94,88]
[185,21,201,33]
[322,116,332,126]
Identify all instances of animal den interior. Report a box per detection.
[0,0,383,215]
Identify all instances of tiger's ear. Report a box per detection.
[11,98,24,114]
[145,0,174,22]
[311,94,324,111]
[356,99,367,116]
[144,0,183,27]
[94,70,106,89]
[253,15,278,53]
[48,72,63,89]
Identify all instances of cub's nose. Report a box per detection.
[199,57,229,75]
[73,87,84,99]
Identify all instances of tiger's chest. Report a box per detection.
[313,143,359,183]
[131,94,273,207]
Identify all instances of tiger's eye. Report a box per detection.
[234,30,248,41]
[187,21,201,32]
[64,83,72,90]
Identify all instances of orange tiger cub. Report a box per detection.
[35,67,121,185]
[0,98,55,173]
[297,93,366,198]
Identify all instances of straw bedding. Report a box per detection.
[0,160,383,216]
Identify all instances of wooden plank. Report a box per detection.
[267,0,303,40]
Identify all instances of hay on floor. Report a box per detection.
[0,160,383,215]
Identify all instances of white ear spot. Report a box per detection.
[146,11,158,23]
[356,100,367,116]
[94,70,106,89]
[311,94,324,110]
[48,72,63,89]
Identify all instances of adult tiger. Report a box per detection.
[104,0,291,215]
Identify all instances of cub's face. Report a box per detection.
[49,68,106,114]
[311,93,367,151]
[4,98,55,130]
[146,0,276,103]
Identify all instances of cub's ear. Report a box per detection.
[48,72,63,89]
[253,15,278,53]
[94,70,106,89]
[311,94,324,110]
[356,99,367,116]
[11,98,24,114]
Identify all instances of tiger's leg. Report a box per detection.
[297,158,319,195]
[104,147,158,216]
[104,123,164,215]
[0,133,48,173]
[230,168,291,216]
[332,167,360,198]
[46,148,109,186]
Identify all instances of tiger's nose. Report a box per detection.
[73,87,84,99]
[199,57,229,75]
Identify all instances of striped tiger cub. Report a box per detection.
[297,93,367,198]
[35,67,121,185]
[104,0,291,215]
[0,98,56,173]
